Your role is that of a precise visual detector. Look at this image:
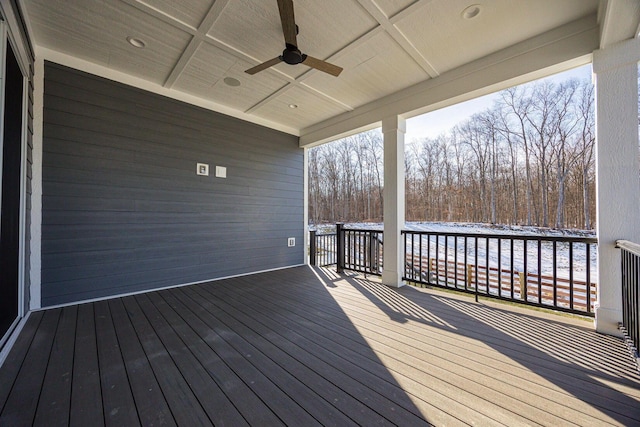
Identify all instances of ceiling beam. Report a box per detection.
[356,0,439,78]
[299,14,599,147]
[599,0,640,49]
[245,84,295,114]
[163,0,231,88]
[120,0,196,35]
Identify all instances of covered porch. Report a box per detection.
[1,266,639,425]
[0,0,639,424]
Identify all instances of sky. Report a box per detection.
[405,64,593,143]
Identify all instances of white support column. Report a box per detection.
[303,146,309,265]
[29,55,44,310]
[593,38,640,336]
[381,116,406,288]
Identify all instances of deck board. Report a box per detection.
[1,266,639,426]
[184,283,422,426]
[108,298,175,427]
[33,305,77,427]
[170,285,325,426]
[1,310,59,426]
[137,292,249,426]
[70,303,103,427]
[94,300,140,427]
[121,296,212,426]
[0,310,43,415]
[150,291,281,426]
[203,275,478,426]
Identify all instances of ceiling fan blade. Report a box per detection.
[245,57,283,75]
[277,0,297,47]
[302,56,343,77]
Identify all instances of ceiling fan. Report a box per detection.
[245,0,343,77]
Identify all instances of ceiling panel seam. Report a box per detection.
[245,84,296,114]
[356,0,438,77]
[163,37,203,88]
[121,0,196,35]
[163,0,232,88]
[388,0,436,24]
[264,26,385,113]
[299,83,354,110]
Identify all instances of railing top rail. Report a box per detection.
[341,227,384,233]
[401,229,597,244]
[616,239,640,256]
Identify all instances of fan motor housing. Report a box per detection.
[282,44,305,65]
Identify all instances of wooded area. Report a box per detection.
[309,78,598,229]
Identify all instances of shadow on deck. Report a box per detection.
[0,265,638,426]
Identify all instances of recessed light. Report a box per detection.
[223,77,241,87]
[461,4,481,19]
[288,104,298,109]
[126,36,146,48]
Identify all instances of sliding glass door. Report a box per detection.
[0,22,26,348]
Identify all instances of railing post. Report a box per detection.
[309,230,316,266]
[519,272,526,301]
[370,232,379,274]
[336,223,344,273]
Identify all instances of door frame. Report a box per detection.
[0,14,30,351]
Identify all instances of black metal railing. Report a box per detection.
[309,230,337,267]
[617,240,640,364]
[338,224,383,276]
[403,230,598,316]
[309,225,383,275]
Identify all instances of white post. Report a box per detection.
[381,116,406,288]
[29,55,44,310]
[592,38,640,336]
[303,146,309,265]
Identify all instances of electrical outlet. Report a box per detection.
[287,237,295,247]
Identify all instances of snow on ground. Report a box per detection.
[310,222,597,281]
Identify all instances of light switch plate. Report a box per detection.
[216,166,227,178]
[196,163,209,176]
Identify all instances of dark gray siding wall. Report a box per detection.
[41,62,303,307]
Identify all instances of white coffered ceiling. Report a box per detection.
[19,0,640,144]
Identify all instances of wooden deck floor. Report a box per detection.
[0,266,639,426]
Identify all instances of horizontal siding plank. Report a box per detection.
[42,63,303,305]
[42,123,303,172]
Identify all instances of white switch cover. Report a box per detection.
[196,163,209,176]
[287,237,295,247]
[216,166,227,178]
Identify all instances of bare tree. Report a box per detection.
[308,77,596,230]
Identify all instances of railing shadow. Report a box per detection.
[316,268,640,425]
